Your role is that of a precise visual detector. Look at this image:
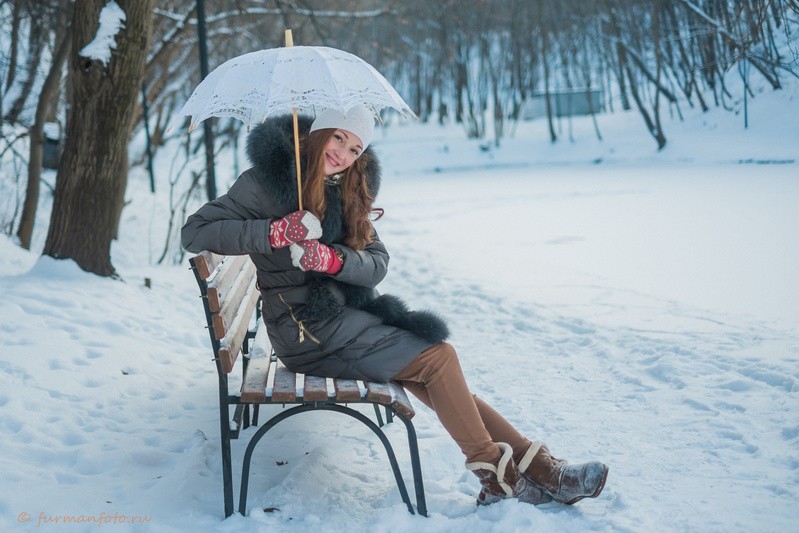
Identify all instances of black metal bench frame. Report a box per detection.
[189,252,427,518]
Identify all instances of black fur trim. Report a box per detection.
[361,295,408,323]
[341,284,380,310]
[300,279,344,322]
[396,310,451,344]
[360,293,449,343]
[363,294,449,343]
[301,282,450,344]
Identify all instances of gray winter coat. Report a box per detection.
[181,115,447,382]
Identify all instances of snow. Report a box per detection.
[1,77,798,532]
[78,1,126,67]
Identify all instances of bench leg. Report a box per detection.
[373,404,385,426]
[372,405,393,426]
[238,406,296,516]
[237,403,422,516]
[396,413,428,517]
[220,408,235,517]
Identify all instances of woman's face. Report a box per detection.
[322,129,363,176]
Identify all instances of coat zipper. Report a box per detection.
[278,292,321,345]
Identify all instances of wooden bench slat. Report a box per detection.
[240,356,272,403]
[217,279,260,373]
[271,359,297,402]
[365,381,392,405]
[388,382,416,419]
[303,374,329,401]
[212,261,257,339]
[190,251,224,281]
[333,378,363,402]
[206,255,250,312]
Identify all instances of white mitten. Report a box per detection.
[269,210,322,249]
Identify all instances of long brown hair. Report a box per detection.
[301,128,375,250]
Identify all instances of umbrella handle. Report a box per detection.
[292,109,303,211]
[285,29,303,211]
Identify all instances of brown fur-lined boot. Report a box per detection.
[466,442,553,506]
[516,441,609,504]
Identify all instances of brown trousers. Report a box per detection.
[393,342,532,464]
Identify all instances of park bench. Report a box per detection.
[188,251,427,518]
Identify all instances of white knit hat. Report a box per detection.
[310,104,375,150]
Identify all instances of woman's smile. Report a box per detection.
[325,153,342,169]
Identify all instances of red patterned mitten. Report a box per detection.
[289,240,342,274]
[269,210,322,249]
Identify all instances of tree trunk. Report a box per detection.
[413,53,424,121]
[651,0,667,150]
[43,0,154,277]
[455,60,466,124]
[5,1,22,92]
[539,26,557,142]
[5,19,45,124]
[624,60,666,150]
[17,0,72,250]
[603,6,632,112]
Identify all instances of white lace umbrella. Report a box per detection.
[176,35,413,209]
[178,46,414,130]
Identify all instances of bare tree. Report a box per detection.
[16,0,71,250]
[43,0,154,277]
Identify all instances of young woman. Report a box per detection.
[181,105,608,507]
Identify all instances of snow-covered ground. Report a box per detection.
[1,80,797,532]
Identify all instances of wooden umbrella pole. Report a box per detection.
[285,29,303,211]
